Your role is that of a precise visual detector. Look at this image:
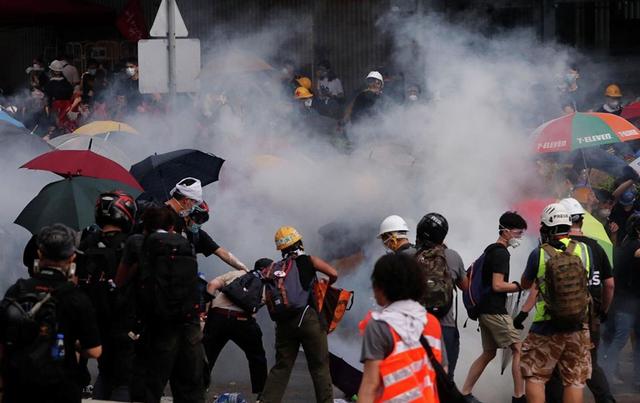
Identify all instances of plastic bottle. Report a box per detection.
[51,333,65,361]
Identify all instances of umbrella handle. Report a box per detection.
[88,138,93,150]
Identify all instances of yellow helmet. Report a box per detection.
[294,86,313,99]
[274,226,302,250]
[296,76,312,90]
[605,84,622,98]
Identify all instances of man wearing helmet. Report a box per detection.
[164,177,247,271]
[76,190,137,401]
[259,226,338,403]
[539,198,616,403]
[461,212,527,403]
[415,212,468,380]
[0,224,102,403]
[596,84,623,115]
[377,215,416,255]
[516,204,592,403]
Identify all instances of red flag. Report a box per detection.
[116,0,148,42]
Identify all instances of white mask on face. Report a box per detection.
[508,238,521,249]
[408,94,418,101]
[304,98,313,108]
[126,67,136,77]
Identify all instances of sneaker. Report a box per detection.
[463,394,483,403]
[512,396,526,403]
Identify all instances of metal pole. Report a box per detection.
[167,0,177,101]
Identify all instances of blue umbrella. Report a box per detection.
[0,110,26,129]
[130,149,225,202]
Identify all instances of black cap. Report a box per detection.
[36,224,78,261]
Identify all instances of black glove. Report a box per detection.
[599,310,608,323]
[513,311,528,330]
[512,281,522,292]
[622,166,640,183]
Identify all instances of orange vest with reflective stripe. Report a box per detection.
[360,312,443,403]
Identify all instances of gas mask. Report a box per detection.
[507,238,521,249]
[408,94,418,102]
[607,99,620,109]
[304,98,313,108]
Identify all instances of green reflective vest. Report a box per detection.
[533,237,591,323]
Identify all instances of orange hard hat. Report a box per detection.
[605,84,622,98]
[294,86,313,99]
[296,76,312,90]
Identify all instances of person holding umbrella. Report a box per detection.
[164,177,247,271]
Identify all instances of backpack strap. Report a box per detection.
[564,240,577,255]
[541,243,559,258]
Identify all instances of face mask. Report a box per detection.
[304,98,313,108]
[607,100,620,109]
[408,94,418,102]
[508,238,521,249]
[565,73,578,85]
[599,209,611,217]
[126,67,136,77]
[88,68,97,75]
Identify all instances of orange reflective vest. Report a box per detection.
[360,312,443,403]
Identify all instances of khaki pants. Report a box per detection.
[260,308,333,403]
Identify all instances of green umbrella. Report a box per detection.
[582,212,613,266]
[15,177,142,234]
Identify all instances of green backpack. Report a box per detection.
[416,246,454,318]
[539,241,591,329]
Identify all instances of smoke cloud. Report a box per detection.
[0,7,590,401]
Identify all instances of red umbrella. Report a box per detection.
[21,150,143,191]
[622,102,640,122]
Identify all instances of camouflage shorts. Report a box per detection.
[520,329,592,388]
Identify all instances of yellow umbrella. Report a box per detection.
[73,121,138,136]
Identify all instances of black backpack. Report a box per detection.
[0,279,73,387]
[137,232,199,323]
[220,271,265,314]
[78,230,128,320]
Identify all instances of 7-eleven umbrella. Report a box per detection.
[533,112,640,153]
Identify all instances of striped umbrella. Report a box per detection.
[533,112,640,153]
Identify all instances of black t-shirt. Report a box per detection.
[570,235,613,310]
[43,77,73,105]
[609,203,634,243]
[479,243,510,315]
[169,208,221,256]
[294,254,317,291]
[1,269,101,386]
[613,237,640,298]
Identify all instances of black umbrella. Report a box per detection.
[0,121,52,156]
[130,149,225,202]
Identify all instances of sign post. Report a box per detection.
[139,0,199,96]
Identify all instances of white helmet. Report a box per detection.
[366,71,384,83]
[377,215,409,238]
[541,203,571,227]
[559,198,585,220]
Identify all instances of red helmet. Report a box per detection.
[189,201,210,225]
[95,190,137,232]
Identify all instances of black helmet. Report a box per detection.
[416,212,448,246]
[95,190,137,232]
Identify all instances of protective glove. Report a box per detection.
[513,311,528,330]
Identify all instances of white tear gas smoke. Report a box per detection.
[0,9,583,401]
